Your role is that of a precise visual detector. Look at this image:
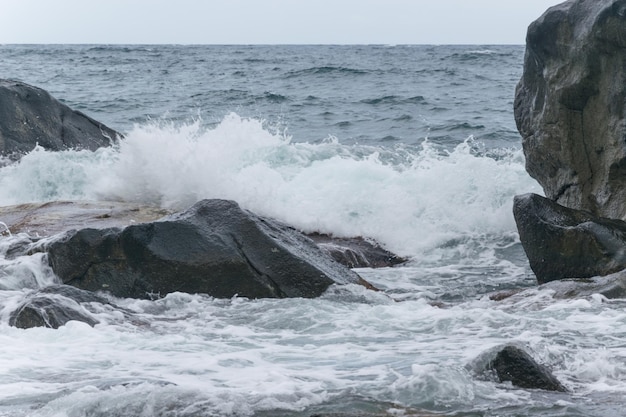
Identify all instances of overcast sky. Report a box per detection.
[1,0,563,45]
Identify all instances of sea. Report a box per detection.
[0,44,622,417]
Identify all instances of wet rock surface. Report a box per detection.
[46,199,367,300]
[307,233,406,268]
[515,0,626,219]
[513,193,626,284]
[0,79,120,159]
[488,345,567,392]
[9,285,104,329]
[0,200,172,238]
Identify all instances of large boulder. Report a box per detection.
[514,0,626,219]
[46,199,368,300]
[0,79,120,159]
[513,193,626,284]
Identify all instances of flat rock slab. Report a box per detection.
[0,201,172,237]
[541,271,626,300]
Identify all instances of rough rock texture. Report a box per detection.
[9,285,103,329]
[514,193,626,283]
[514,0,626,219]
[0,200,172,238]
[489,345,567,392]
[307,233,406,268]
[46,199,367,300]
[541,271,626,299]
[0,79,120,159]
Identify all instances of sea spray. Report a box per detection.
[0,114,541,260]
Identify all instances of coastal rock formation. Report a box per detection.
[513,193,626,284]
[541,271,626,299]
[0,79,120,159]
[9,286,103,329]
[46,199,368,300]
[488,345,567,392]
[514,0,626,219]
[307,233,406,268]
[0,200,172,239]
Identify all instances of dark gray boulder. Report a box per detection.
[488,345,567,392]
[9,285,103,329]
[46,199,368,300]
[307,233,406,268]
[0,79,120,159]
[514,193,626,284]
[514,0,626,219]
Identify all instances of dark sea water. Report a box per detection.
[0,45,623,417]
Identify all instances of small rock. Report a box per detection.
[489,345,567,392]
[9,285,102,329]
[307,233,406,268]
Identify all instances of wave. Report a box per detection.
[0,113,541,259]
[360,95,426,106]
[285,66,369,78]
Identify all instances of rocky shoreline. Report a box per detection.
[513,0,626,291]
[4,0,626,404]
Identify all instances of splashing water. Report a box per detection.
[0,113,540,260]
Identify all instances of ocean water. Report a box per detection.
[0,44,620,417]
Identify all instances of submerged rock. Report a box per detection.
[513,193,626,284]
[47,199,368,300]
[9,285,103,329]
[488,345,567,392]
[540,271,626,300]
[514,0,626,219]
[0,79,120,159]
[307,233,406,268]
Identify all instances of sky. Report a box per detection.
[0,0,564,45]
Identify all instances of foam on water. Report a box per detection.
[1,287,625,416]
[0,113,540,260]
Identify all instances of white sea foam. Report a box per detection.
[0,113,541,259]
[0,287,623,416]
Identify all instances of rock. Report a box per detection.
[46,199,368,300]
[8,285,148,329]
[488,345,567,392]
[514,0,626,219]
[9,285,102,329]
[540,271,626,299]
[0,200,172,239]
[489,271,626,303]
[0,79,120,159]
[513,193,626,284]
[307,233,407,268]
